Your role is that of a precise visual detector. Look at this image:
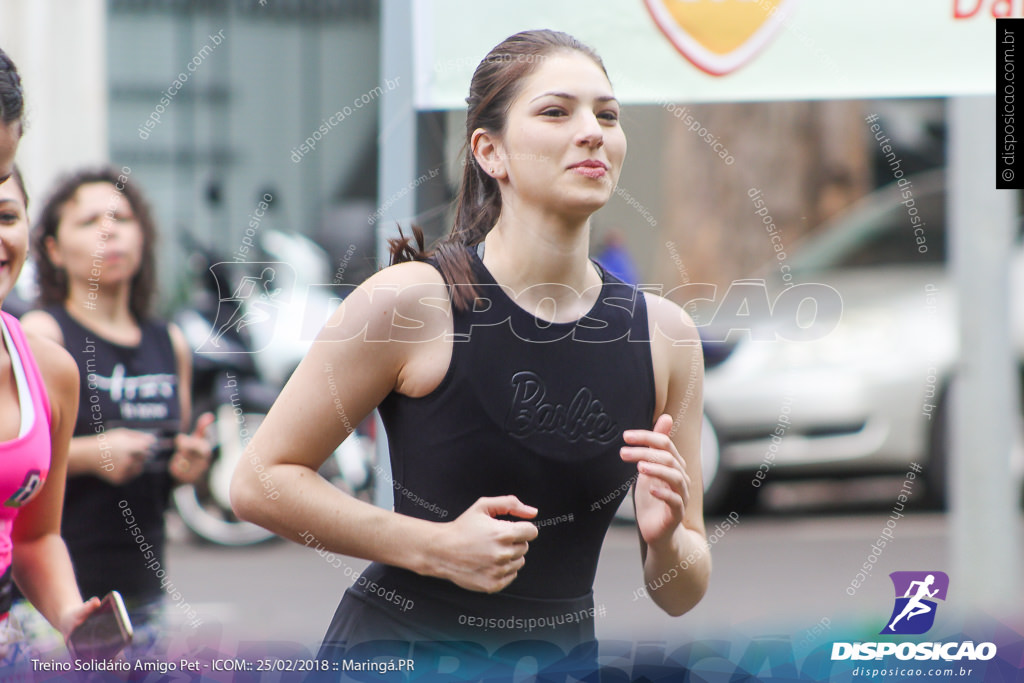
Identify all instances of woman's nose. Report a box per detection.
[576,112,604,148]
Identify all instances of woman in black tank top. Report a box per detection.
[19,168,214,651]
[233,29,710,678]
[0,100,110,656]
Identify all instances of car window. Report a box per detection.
[790,190,945,273]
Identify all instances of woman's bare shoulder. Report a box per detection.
[320,260,453,345]
[23,329,80,412]
[368,259,447,285]
[19,310,64,346]
[642,291,700,348]
[354,260,449,307]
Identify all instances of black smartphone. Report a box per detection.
[68,591,134,661]
[107,419,181,472]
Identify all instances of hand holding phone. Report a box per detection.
[68,591,133,661]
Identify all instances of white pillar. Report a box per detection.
[948,95,1022,615]
[374,0,418,509]
[0,0,108,204]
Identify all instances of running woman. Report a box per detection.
[232,29,709,671]
[0,45,102,653]
[21,168,213,648]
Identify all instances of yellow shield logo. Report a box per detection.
[644,0,800,76]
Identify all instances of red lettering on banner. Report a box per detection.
[993,0,1016,16]
[953,0,982,16]
[954,0,1024,18]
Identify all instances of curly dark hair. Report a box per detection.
[0,46,24,129]
[32,167,158,320]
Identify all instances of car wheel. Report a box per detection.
[703,469,761,516]
[922,386,950,510]
[702,415,761,515]
[699,413,720,500]
[172,401,277,546]
[924,375,1024,510]
[1017,365,1024,510]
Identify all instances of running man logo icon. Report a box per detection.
[201,262,293,353]
[880,571,949,635]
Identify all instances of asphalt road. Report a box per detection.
[161,478,1024,658]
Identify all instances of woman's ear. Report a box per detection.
[471,128,506,180]
[43,235,64,269]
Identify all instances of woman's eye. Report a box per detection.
[0,212,19,223]
[599,111,619,122]
[541,108,567,117]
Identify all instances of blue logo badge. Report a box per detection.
[880,571,949,635]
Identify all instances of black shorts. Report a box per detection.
[317,564,601,681]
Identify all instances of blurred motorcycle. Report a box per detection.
[172,230,375,545]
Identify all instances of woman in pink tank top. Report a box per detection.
[0,76,102,653]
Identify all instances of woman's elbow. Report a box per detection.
[229,467,260,523]
[661,603,689,618]
[658,564,710,617]
[662,583,708,617]
[657,587,707,618]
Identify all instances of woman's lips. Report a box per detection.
[572,166,606,179]
[569,159,608,179]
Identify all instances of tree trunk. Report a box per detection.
[656,100,872,302]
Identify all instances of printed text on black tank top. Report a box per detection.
[85,357,177,420]
[505,371,619,444]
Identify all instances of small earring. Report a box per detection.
[490,168,495,174]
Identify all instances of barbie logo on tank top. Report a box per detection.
[505,371,619,444]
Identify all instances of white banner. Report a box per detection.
[413,0,998,109]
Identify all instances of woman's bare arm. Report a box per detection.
[624,293,710,616]
[11,332,99,639]
[230,262,538,593]
[167,323,213,484]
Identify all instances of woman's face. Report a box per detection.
[46,182,145,289]
[490,51,626,219]
[0,173,28,304]
[0,121,19,184]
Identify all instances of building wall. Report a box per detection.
[107,2,380,307]
[0,0,108,207]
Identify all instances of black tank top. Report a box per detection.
[343,245,655,642]
[48,307,181,603]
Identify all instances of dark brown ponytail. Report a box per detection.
[387,29,607,311]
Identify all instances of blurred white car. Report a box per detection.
[699,171,1023,512]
